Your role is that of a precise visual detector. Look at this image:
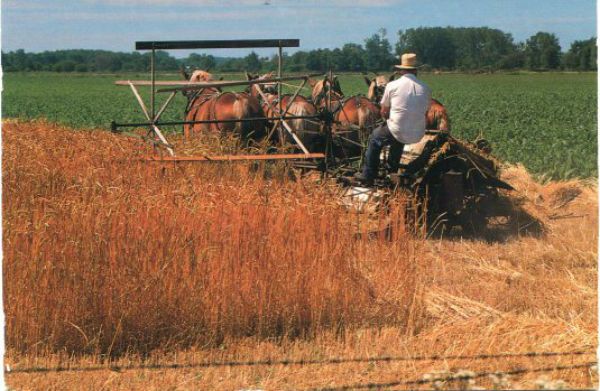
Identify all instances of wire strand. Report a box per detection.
[312,361,597,391]
[5,350,595,374]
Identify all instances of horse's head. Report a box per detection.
[364,73,395,102]
[245,71,277,97]
[189,69,214,83]
[309,75,343,106]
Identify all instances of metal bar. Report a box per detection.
[144,153,325,162]
[253,83,281,139]
[157,73,323,93]
[325,69,334,173]
[136,39,300,50]
[280,81,311,91]
[151,48,156,124]
[281,121,310,155]
[252,83,310,154]
[153,91,177,122]
[280,78,307,118]
[112,115,321,129]
[115,74,324,88]
[152,125,175,156]
[266,78,307,137]
[128,81,174,155]
[277,44,283,145]
[327,69,333,114]
[128,82,151,120]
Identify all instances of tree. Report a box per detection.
[286,51,308,72]
[11,49,30,71]
[496,49,526,69]
[396,27,517,70]
[525,32,561,70]
[563,38,597,70]
[397,27,457,69]
[54,60,76,72]
[306,49,328,71]
[244,51,261,72]
[152,50,178,71]
[185,53,216,71]
[364,29,395,71]
[341,43,366,71]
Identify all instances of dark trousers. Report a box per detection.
[362,124,404,179]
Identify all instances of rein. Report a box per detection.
[185,88,220,114]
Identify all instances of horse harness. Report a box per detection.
[186,90,250,133]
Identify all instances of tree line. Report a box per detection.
[2,27,596,73]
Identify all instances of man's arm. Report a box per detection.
[380,105,390,119]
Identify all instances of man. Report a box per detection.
[355,53,432,186]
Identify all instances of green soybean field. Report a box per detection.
[3,72,596,179]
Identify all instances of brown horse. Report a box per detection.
[181,69,266,140]
[309,75,343,106]
[246,72,323,151]
[364,73,395,102]
[309,76,380,157]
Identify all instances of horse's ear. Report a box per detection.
[245,72,252,80]
[308,78,317,87]
[333,77,342,92]
[364,76,372,86]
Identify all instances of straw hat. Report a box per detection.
[394,53,419,70]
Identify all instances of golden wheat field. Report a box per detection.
[3,120,598,390]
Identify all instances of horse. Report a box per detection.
[309,76,380,158]
[364,73,395,103]
[180,69,266,141]
[246,72,323,152]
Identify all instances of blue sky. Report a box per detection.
[2,0,597,57]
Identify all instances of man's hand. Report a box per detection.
[380,105,390,120]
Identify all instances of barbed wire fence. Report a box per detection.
[5,350,596,376]
[310,362,597,391]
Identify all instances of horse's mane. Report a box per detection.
[189,70,213,82]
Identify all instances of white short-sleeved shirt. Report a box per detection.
[380,73,432,144]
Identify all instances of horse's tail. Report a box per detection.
[437,110,450,132]
[183,97,202,139]
[288,101,316,133]
[427,99,451,132]
[285,99,321,151]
